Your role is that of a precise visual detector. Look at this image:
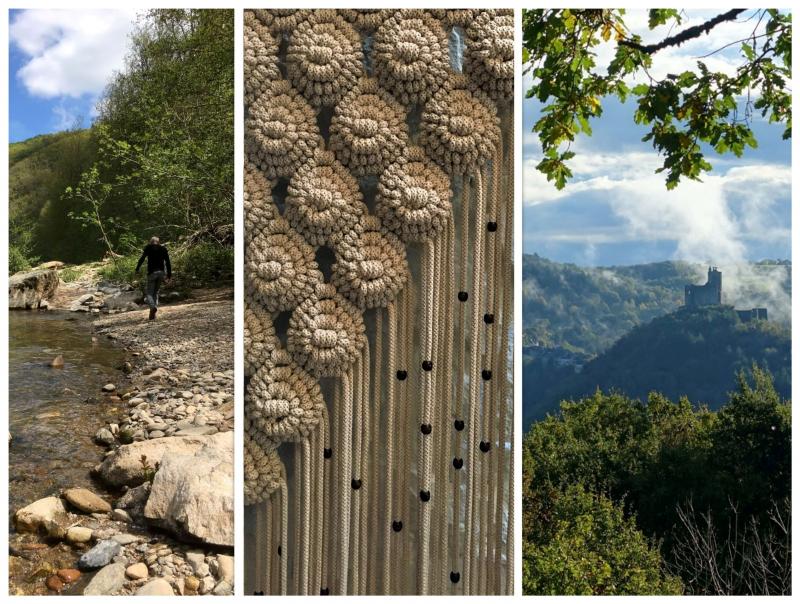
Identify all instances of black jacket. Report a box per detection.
[136,244,172,278]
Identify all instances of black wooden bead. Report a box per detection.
[453,457,464,470]
[484,313,495,324]
[421,423,432,435]
[454,419,465,431]
[277,545,282,556]
[482,369,492,381]
[420,490,431,502]
[323,448,332,459]
[351,478,362,490]
[479,441,491,453]
[254,591,264,596]
[457,291,468,302]
[392,520,403,532]
[487,221,498,232]
[320,588,330,596]
[450,571,461,584]
[396,370,407,380]
[422,360,433,371]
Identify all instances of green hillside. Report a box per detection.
[523,254,697,355]
[525,305,790,424]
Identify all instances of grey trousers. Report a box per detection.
[145,271,165,310]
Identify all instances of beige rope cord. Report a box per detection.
[287,282,367,378]
[285,148,367,248]
[286,10,364,109]
[252,9,310,35]
[338,9,391,33]
[464,10,515,103]
[244,11,280,107]
[243,8,513,596]
[372,9,449,107]
[245,78,320,180]
[329,76,409,178]
[331,215,408,310]
[376,146,453,244]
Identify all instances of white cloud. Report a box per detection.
[10,9,137,99]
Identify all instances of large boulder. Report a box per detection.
[14,496,67,533]
[9,269,59,309]
[144,431,233,547]
[98,432,231,487]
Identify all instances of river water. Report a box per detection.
[8,311,126,517]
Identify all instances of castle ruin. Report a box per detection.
[684,266,767,322]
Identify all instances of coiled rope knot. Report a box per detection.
[353,118,379,138]
[245,218,321,312]
[419,75,501,175]
[329,77,408,177]
[286,148,366,247]
[449,115,474,137]
[373,10,449,107]
[286,11,363,108]
[287,283,366,377]
[332,216,408,310]
[376,146,452,243]
[464,10,514,103]
[243,431,283,506]
[396,41,421,63]
[246,346,325,441]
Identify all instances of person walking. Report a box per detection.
[135,236,172,320]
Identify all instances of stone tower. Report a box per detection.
[685,266,722,307]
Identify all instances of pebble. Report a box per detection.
[45,575,64,592]
[57,568,81,583]
[184,575,200,592]
[111,508,131,522]
[125,562,148,580]
[66,526,93,544]
[78,540,121,569]
[111,533,139,545]
[136,578,173,595]
[102,383,116,392]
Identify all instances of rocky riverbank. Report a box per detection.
[9,289,234,596]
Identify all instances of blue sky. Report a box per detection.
[8,9,138,143]
[523,9,792,267]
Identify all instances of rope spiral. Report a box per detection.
[245,217,322,313]
[372,10,449,107]
[464,11,514,103]
[244,11,280,106]
[244,161,277,243]
[331,215,409,310]
[286,10,364,109]
[376,146,453,243]
[244,430,284,506]
[253,9,310,35]
[285,148,367,247]
[245,299,278,378]
[329,77,409,177]
[246,348,326,441]
[339,9,390,33]
[287,283,366,377]
[419,74,501,176]
[246,79,320,180]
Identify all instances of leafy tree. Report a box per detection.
[523,485,682,595]
[523,9,792,189]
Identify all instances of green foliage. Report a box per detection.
[523,485,682,595]
[59,266,84,283]
[8,245,35,275]
[523,8,792,189]
[8,9,233,269]
[98,242,233,290]
[523,370,791,594]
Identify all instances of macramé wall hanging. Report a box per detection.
[242,8,514,595]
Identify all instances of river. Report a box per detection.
[8,311,126,517]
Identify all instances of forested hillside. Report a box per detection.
[522,254,790,355]
[523,368,791,595]
[8,9,233,285]
[525,305,790,423]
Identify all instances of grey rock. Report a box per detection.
[9,268,59,309]
[94,428,115,446]
[78,539,122,569]
[83,562,126,595]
